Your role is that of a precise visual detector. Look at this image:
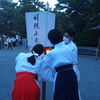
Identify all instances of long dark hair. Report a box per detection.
[27,55,36,65]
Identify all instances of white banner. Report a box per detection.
[25,11,56,47]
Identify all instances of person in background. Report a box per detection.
[7,37,12,50]
[0,37,2,50]
[12,37,16,47]
[3,37,8,50]
[63,29,80,81]
[63,29,81,100]
[12,44,44,100]
[40,29,79,100]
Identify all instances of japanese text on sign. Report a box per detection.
[33,13,40,43]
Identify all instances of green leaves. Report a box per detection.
[0,0,51,37]
[55,0,100,46]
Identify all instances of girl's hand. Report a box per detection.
[27,46,34,53]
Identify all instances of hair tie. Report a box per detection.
[32,51,39,56]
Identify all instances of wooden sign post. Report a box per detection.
[25,11,55,47]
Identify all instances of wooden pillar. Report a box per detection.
[41,47,51,100]
[42,82,46,100]
[95,36,100,60]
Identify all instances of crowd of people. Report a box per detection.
[0,36,27,50]
[12,28,81,100]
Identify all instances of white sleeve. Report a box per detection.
[38,53,54,82]
[15,53,24,63]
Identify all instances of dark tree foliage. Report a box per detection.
[56,0,100,47]
[0,0,49,38]
[0,0,16,36]
[0,0,100,47]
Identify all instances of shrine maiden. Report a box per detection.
[12,44,44,100]
[39,29,79,100]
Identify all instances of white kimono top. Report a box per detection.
[67,41,78,64]
[39,42,75,82]
[15,52,42,74]
[67,41,80,81]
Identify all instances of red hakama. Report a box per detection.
[12,72,40,100]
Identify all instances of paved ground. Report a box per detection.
[0,46,100,100]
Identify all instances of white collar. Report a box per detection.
[54,42,65,48]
